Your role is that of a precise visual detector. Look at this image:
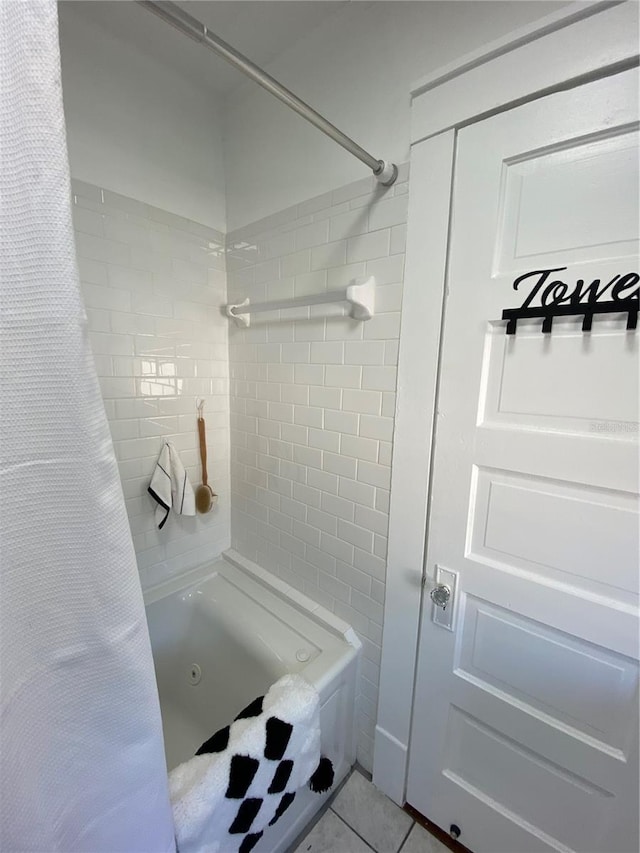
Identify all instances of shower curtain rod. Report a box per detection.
[136,0,398,186]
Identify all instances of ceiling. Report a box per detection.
[60,1,351,97]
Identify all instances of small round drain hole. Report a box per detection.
[296,649,310,663]
[189,663,202,685]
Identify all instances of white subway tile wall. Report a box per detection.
[227,165,409,772]
[72,180,230,590]
[72,168,409,771]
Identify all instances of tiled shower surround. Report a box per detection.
[227,166,409,771]
[71,180,231,589]
[74,167,408,773]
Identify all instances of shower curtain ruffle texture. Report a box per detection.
[0,2,175,850]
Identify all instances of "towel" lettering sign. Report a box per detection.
[501,267,639,334]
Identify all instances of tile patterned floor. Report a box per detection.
[293,769,449,853]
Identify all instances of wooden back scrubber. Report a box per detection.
[195,400,217,513]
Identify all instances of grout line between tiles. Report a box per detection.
[284,766,354,852]
[396,820,416,853]
[328,807,379,853]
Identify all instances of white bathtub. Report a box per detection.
[144,549,361,852]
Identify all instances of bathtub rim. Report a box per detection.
[143,548,362,654]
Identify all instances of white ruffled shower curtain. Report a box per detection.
[0,2,176,849]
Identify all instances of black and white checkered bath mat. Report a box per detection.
[169,673,334,853]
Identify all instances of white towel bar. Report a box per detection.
[225,277,375,327]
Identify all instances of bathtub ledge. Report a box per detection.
[223,548,362,650]
[143,549,362,656]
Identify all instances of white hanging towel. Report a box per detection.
[170,674,334,853]
[149,441,196,528]
[0,2,175,851]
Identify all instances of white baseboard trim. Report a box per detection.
[372,725,408,806]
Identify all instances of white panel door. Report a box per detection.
[406,68,639,853]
